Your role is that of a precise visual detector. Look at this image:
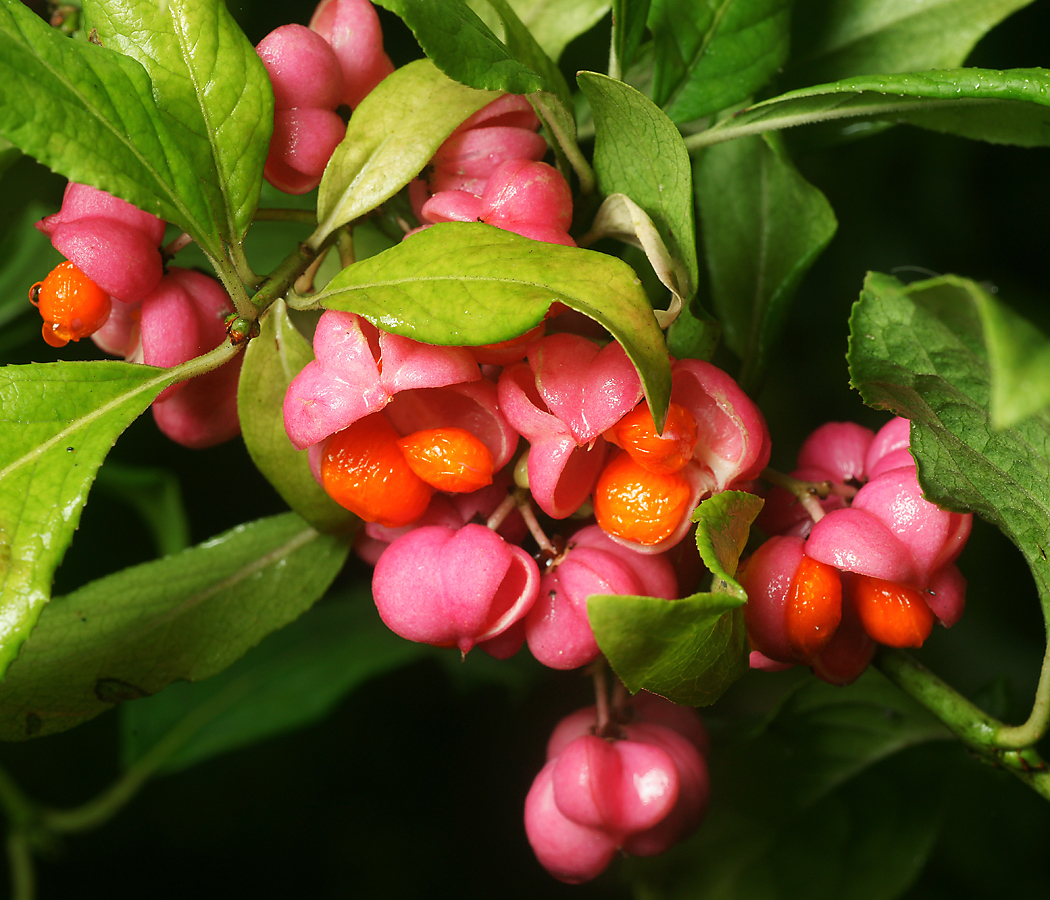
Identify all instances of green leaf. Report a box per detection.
[313,59,497,245]
[578,72,699,299]
[612,0,650,78]
[0,512,349,740]
[588,492,762,705]
[633,670,950,900]
[788,0,1036,87]
[847,272,1050,611]
[0,359,191,677]
[0,0,221,255]
[120,587,425,774]
[694,489,764,593]
[695,133,837,389]
[686,68,1050,150]
[646,0,791,123]
[975,290,1050,429]
[467,0,611,61]
[486,0,573,110]
[94,462,191,557]
[373,0,546,94]
[238,299,356,533]
[311,222,672,426]
[84,0,273,244]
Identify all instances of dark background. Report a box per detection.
[2,1,1049,896]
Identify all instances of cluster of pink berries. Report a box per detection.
[255,0,393,193]
[26,5,978,879]
[32,183,240,448]
[273,88,772,877]
[743,418,972,684]
[407,94,574,245]
[526,692,710,883]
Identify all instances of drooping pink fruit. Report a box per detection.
[372,523,540,654]
[36,182,165,305]
[139,268,242,448]
[525,525,676,670]
[309,0,395,109]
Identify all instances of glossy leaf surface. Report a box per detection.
[0,512,348,740]
[312,222,673,426]
[314,59,497,244]
[373,0,545,94]
[687,68,1050,149]
[0,0,221,254]
[85,0,272,244]
[579,72,699,298]
[0,360,188,676]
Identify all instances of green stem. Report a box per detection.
[0,766,36,833]
[6,831,34,900]
[251,239,334,314]
[875,648,1050,800]
[39,685,246,835]
[204,250,254,319]
[531,97,596,196]
[995,636,1050,749]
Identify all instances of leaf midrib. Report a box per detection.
[5,11,217,253]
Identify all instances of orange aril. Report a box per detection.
[851,575,935,648]
[30,260,111,348]
[321,414,433,527]
[607,402,698,475]
[593,451,690,546]
[397,427,495,493]
[786,556,842,658]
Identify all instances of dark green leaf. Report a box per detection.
[373,0,546,94]
[578,72,699,299]
[238,299,356,533]
[588,492,762,705]
[84,0,273,243]
[694,490,764,594]
[788,0,1036,87]
[974,288,1050,429]
[0,512,349,740]
[612,0,650,77]
[665,298,721,361]
[468,0,611,61]
[486,0,573,109]
[313,59,497,244]
[695,133,837,389]
[686,68,1050,150]
[647,0,791,123]
[310,222,672,427]
[94,462,190,557]
[0,0,221,255]
[120,588,425,774]
[632,671,950,900]
[848,272,1050,612]
[0,359,193,677]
